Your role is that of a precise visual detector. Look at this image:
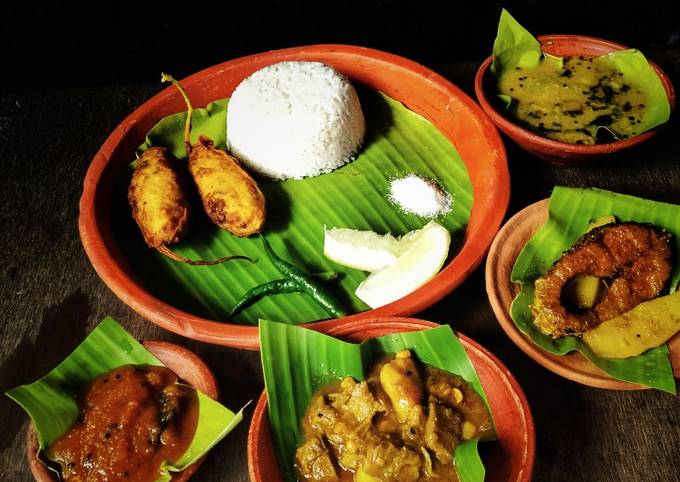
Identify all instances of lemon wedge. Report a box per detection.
[324,227,404,272]
[355,221,450,308]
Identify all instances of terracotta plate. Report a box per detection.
[247,317,535,482]
[475,34,675,164]
[485,199,680,389]
[27,341,218,482]
[78,45,509,350]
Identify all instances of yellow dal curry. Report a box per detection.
[497,55,648,144]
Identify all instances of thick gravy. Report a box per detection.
[47,365,198,482]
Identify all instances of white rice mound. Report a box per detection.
[226,61,366,180]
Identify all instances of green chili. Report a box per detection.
[311,272,339,282]
[260,236,346,318]
[228,237,346,320]
[228,278,301,321]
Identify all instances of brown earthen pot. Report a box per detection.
[27,341,219,481]
[475,35,675,164]
[485,199,680,389]
[247,317,536,482]
[78,44,510,350]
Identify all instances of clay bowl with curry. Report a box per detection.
[475,34,675,164]
[248,318,535,482]
[26,341,219,482]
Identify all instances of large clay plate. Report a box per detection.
[247,318,535,482]
[485,199,680,389]
[79,45,509,350]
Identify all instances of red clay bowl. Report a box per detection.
[79,44,509,350]
[475,34,675,164]
[485,199,680,389]
[27,341,219,482]
[247,317,535,482]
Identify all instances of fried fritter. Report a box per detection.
[188,135,266,237]
[162,73,266,238]
[128,146,250,265]
[532,222,672,338]
[128,147,189,250]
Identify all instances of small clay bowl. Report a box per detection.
[485,199,680,389]
[247,317,535,482]
[475,35,676,164]
[79,44,510,350]
[27,341,219,482]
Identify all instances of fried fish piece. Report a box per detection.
[532,222,672,338]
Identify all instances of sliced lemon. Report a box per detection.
[355,221,450,308]
[324,227,404,272]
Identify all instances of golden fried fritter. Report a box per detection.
[128,147,189,249]
[532,222,672,338]
[188,136,266,237]
[162,72,266,238]
[128,146,249,265]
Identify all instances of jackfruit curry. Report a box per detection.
[295,350,493,481]
[47,365,198,482]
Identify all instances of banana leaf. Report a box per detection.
[510,187,679,393]
[259,319,494,482]
[113,88,473,325]
[5,317,244,481]
[490,9,670,136]
[490,9,541,76]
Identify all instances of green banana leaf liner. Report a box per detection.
[259,319,495,482]
[6,317,245,481]
[510,187,679,393]
[115,88,472,325]
[489,9,670,136]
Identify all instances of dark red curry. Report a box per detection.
[47,365,198,482]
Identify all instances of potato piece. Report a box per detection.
[189,136,266,237]
[355,467,382,482]
[583,291,680,358]
[128,147,189,248]
[564,275,604,310]
[379,351,423,424]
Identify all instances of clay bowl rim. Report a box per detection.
[78,44,510,351]
[485,198,680,390]
[247,316,536,482]
[474,34,676,161]
[26,341,219,482]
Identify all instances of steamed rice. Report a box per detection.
[226,61,366,180]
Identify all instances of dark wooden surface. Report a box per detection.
[1,53,680,481]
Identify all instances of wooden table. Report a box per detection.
[1,54,679,481]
